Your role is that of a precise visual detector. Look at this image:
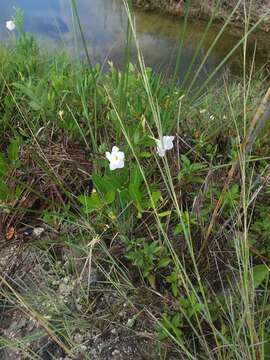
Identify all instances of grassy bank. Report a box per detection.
[1,6,270,360]
[133,0,270,33]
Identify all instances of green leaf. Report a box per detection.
[92,174,107,194]
[13,83,36,99]
[133,130,141,145]
[181,154,190,166]
[147,274,156,288]
[264,341,270,359]
[128,183,142,211]
[8,138,20,165]
[166,271,177,283]
[171,283,178,297]
[0,180,10,201]
[151,191,162,207]
[172,313,181,327]
[138,151,152,158]
[252,264,269,288]
[29,100,42,111]
[105,189,116,204]
[130,165,143,188]
[92,174,120,194]
[174,224,183,235]
[78,193,101,213]
[158,210,171,218]
[158,257,171,268]
[0,154,8,177]
[142,136,156,147]
[15,186,22,198]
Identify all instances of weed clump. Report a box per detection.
[0,10,270,359]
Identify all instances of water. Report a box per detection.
[0,0,268,82]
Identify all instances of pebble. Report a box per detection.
[112,349,120,356]
[74,332,84,344]
[33,227,45,237]
[58,283,70,295]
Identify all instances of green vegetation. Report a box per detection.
[0,3,270,359]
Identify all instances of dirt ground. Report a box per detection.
[0,239,180,360]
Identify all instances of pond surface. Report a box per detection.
[0,0,268,83]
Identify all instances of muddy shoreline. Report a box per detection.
[132,0,270,33]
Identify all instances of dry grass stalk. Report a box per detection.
[0,274,74,357]
[199,87,270,256]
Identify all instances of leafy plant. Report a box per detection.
[174,211,197,236]
[178,154,205,184]
[125,238,171,286]
[157,313,183,342]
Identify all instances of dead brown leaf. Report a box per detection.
[5,227,15,240]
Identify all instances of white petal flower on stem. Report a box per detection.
[106,146,125,171]
[156,136,175,157]
[6,20,15,31]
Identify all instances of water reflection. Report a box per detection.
[0,0,267,81]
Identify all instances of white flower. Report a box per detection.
[106,146,125,170]
[6,20,15,31]
[156,136,175,157]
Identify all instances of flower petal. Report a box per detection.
[109,162,118,171]
[107,146,125,170]
[163,136,174,150]
[112,146,119,153]
[105,152,112,161]
[156,146,166,157]
[117,151,125,160]
[6,20,15,31]
[117,159,125,168]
